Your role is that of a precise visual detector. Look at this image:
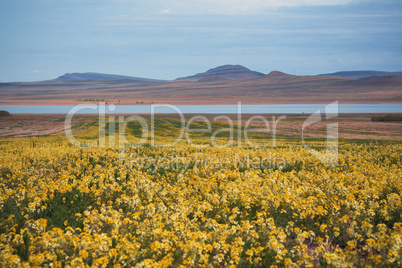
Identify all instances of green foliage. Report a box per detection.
[33,187,95,230]
[15,232,30,262]
[371,114,402,122]
[0,110,11,117]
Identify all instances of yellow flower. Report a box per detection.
[246,249,254,257]
[109,248,118,258]
[205,244,213,252]
[81,250,89,259]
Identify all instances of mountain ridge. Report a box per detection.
[1,70,401,105]
[265,71,292,78]
[318,70,402,79]
[176,65,266,81]
[3,66,402,84]
[53,72,165,82]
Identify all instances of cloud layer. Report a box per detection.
[0,0,401,82]
[105,0,364,14]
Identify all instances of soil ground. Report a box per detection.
[1,113,401,140]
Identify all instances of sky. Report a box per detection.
[0,0,401,82]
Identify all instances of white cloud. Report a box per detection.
[160,9,171,14]
[101,0,364,14]
[208,0,361,13]
[201,0,355,14]
[188,0,358,9]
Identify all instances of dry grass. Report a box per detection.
[0,114,94,138]
[1,113,401,140]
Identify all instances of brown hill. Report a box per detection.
[176,65,265,81]
[265,71,292,78]
[334,75,402,86]
[0,74,401,106]
[196,76,232,82]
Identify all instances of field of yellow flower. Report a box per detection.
[0,118,401,267]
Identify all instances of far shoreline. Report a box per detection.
[1,101,402,107]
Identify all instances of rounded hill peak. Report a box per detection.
[266,71,290,78]
[176,65,265,81]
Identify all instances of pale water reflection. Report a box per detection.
[1,104,401,114]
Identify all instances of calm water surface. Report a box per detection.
[1,104,401,114]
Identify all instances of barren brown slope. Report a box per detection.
[176,65,265,81]
[0,73,401,106]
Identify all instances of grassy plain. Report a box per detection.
[1,113,401,140]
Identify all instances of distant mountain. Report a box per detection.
[334,75,402,86]
[53,72,164,82]
[319,70,402,79]
[2,69,401,105]
[265,71,292,78]
[176,65,265,81]
[196,76,232,82]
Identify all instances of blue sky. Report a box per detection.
[0,0,401,82]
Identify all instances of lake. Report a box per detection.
[1,104,402,114]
